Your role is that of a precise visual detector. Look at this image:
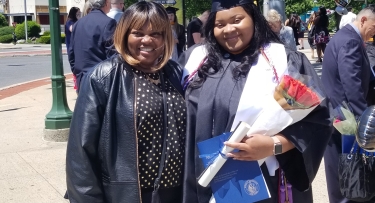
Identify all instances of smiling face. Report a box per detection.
[214,6,254,54]
[127,22,165,72]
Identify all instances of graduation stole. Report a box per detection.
[230,43,288,176]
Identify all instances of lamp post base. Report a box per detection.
[43,128,70,142]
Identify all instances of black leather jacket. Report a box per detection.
[66,55,184,203]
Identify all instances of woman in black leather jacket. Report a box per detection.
[66,2,185,203]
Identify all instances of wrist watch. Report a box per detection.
[271,136,282,155]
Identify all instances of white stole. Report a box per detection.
[230,43,288,176]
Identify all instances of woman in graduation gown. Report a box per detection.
[180,0,332,203]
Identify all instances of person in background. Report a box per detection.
[65,7,81,92]
[186,10,210,48]
[65,7,81,51]
[66,2,185,202]
[68,0,116,93]
[297,15,306,50]
[82,1,93,17]
[339,6,357,29]
[286,13,301,48]
[307,11,317,58]
[322,6,375,203]
[165,6,186,56]
[314,6,329,63]
[107,0,124,23]
[266,9,297,51]
[179,0,332,203]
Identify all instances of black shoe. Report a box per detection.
[299,47,304,50]
[316,58,322,63]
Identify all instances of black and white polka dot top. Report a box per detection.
[133,68,186,189]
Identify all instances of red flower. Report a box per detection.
[279,75,321,108]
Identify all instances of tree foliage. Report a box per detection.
[124,0,138,7]
[185,0,211,20]
[0,14,8,28]
[284,0,312,17]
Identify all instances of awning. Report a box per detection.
[37,12,67,15]
[3,13,34,16]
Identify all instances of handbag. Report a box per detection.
[338,141,375,202]
[151,71,169,203]
[279,169,293,203]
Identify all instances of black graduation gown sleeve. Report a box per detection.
[276,49,333,191]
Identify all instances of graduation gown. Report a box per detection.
[180,45,332,203]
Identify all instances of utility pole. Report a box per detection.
[24,0,27,42]
[44,0,72,142]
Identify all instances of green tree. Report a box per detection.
[285,0,312,17]
[0,14,8,28]
[124,0,138,7]
[185,0,211,20]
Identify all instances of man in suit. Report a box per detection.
[69,0,117,93]
[321,6,375,203]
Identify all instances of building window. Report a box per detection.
[38,15,66,25]
[13,16,32,24]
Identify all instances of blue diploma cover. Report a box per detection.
[198,132,271,203]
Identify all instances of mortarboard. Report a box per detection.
[165,6,179,14]
[211,0,253,12]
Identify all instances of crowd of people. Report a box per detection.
[64,0,375,203]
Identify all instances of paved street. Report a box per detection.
[0,42,329,203]
[0,55,71,89]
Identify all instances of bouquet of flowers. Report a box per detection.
[332,103,357,135]
[331,102,357,153]
[274,75,321,110]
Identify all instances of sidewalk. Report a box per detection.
[0,43,67,57]
[0,48,328,203]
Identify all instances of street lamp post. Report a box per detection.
[24,0,28,42]
[44,0,72,141]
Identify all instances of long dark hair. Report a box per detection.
[190,3,281,88]
[68,7,80,22]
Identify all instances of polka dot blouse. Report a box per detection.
[133,68,186,189]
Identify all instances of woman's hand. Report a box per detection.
[225,134,295,161]
[225,134,274,161]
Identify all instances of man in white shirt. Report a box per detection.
[339,6,357,29]
[107,0,124,23]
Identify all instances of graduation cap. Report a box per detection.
[165,6,179,14]
[211,0,253,12]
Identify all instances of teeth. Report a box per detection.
[140,48,154,52]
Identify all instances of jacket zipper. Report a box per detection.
[134,76,142,203]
